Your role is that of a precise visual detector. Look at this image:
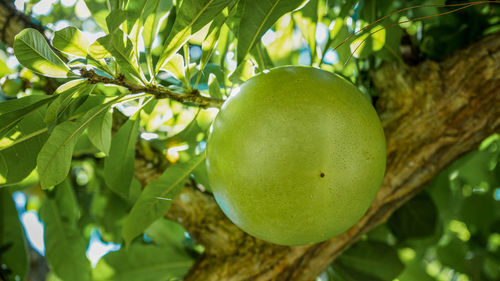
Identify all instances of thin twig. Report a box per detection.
[80,69,224,108]
[335,1,497,51]
[344,2,483,64]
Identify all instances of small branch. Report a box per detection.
[80,69,225,109]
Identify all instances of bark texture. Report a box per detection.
[158,33,500,280]
[0,0,44,47]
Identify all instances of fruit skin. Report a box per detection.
[206,66,386,246]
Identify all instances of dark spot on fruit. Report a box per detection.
[320,172,325,178]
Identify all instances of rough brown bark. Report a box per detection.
[156,33,500,280]
[0,0,44,46]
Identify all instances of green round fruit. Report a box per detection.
[1,78,23,97]
[206,66,386,246]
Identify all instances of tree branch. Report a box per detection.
[135,32,500,280]
[80,68,224,108]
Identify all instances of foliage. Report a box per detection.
[0,0,499,280]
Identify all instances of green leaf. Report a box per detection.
[198,13,228,78]
[122,154,205,245]
[155,0,236,72]
[45,79,93,124]
[249,42,274,71]
[0,50,13,77]
[144,218,186,247]
[106,9,127,34]
[39,180,91,281]
[103,116,141,199]
[228,59,254,84]
[397,257,434,281]
[88,36,113,59]
[0,106,48,185]
[338,0,357,18]
[92,243,193,281]
[388,191,438,240]
[293,0,318,62]
[89,178,130,243]
[160,53,189,85]
[52,26,90,57]
[436,236,468,273]
[208,73,222,99]
[14,28,72,78]
[191,160,211,191]
[0,95,54,138]
[37,102,111,189]
[330,263,384,281]
[124,1,143,34]
[335,241,405,281]
[83,0,109,32]
[237,0,304,64]
[141,0,174,53]
[108,31,143,82]
[87,109,112,155]
[0,189,28,281]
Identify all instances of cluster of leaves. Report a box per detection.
[1,0,500,280]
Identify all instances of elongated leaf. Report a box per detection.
[0,106,48,185]
[52,26,90,57]
[104,116,141,199]
[37,102,111,189]
[199,13,226,74]
[388,191,438,240]
[144,218,186,247]
[87,109,112,155]
[122,154,205,245]
[141,0,174,53]
[124,1,143,34]
[293,0,318,61]
[155,0,236,72]
[331,263,384,281]
[0,95,54,137]
[0,96,47,114]
[237,0,304,64]
[0,189,28,281]
[160,53,189,85]
[90,179,131,243]
[436,237,468,273]
[44,79,90,124]
[208,73,222,98]
[14,28,72,78]
[83,0,109,32]
[98,31,143,82]
[0,53,12,77]
[88,36,113,59]
[93,243,193,281]
[39,180,91,281]
[228,59,254,84]
[106,9,127,34]
[335,241,404,281]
